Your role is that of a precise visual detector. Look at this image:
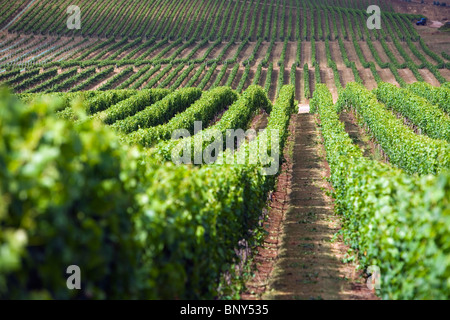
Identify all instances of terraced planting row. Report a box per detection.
[0,0,448,100]
[2,83,296,299]
[1,0,450,301]
[0,0,398,40]
[310,82,450,299]
[1,38,449,99]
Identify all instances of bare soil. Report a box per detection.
[231,68,244,90]
[243,114,378,300]
[180,67,197,88]
[339,67,355,87]
[244,69,254,88]
[189,42,211,60]
[378,69,399,87]
[372,41,391,65]
[238,42,254,61]
[268,67,278,101]
[271,42,283,64]
[358,41,376,64]
[359,68,377,90]
[219,67,232,87]
[343,40,362,68]
[386,41,406,65]
[259,68,267,87]
[255,42,271,65]
[440,69,450,80]
[316,42,327,66]
[321,67,338,103]
[418,68,441,86]
[285,42,297,67]
[301,41,312,66]
[397,68,418,84]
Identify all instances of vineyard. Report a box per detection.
[0,0,449,101]
[0,0,449,300]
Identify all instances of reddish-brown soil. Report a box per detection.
[285,42,297,67]
[180,67,197,88]
[219,67,232,87]
[321,67,338,103]
[301,41,312,66]
[271,42,283,64]
[254,67,264,88]
[440,69,450,80]
[339,68,355,87]
[2,27,448,95]
[243,113,379,300]
[231,67,244,89]
[245,69,255,89]
[359,68,377,90]
[241,114,296,300]
[237,42,254,61]
[358,41,377,64]
[418,68,441,86]
[385,41,406,65]
[397,68,418,84]
[316,42,327,66]
[268,67,278,101]
[372,41,391,65]
[378,69,399,87]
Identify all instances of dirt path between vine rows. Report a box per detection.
[242,111,378,300]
